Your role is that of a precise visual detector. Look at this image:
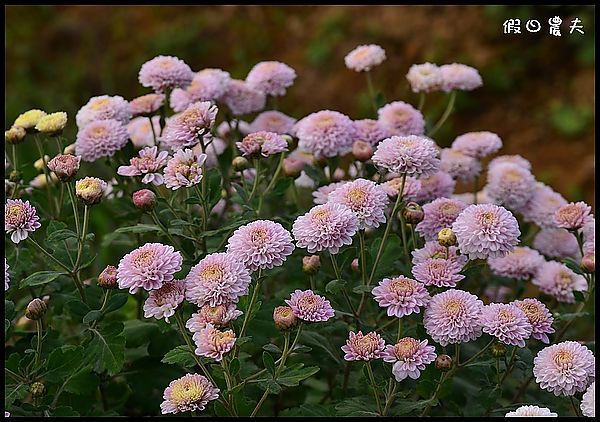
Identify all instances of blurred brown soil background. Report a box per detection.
[5,5,595,206]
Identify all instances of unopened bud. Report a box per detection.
[402,202,424,225]
[75,177,107,206]
[282,157,305,178]
[273,306,297,331]
[302,255,321,275]
[29,382,45,398]
[25,298,47,320]
[47,154,81,182]
[132,189,156,212]
[351,258,360,273]
[232,156,249,172]
[438,228,457,247]
[490,342,506,358]
[352,140,373,162]
[5,126,27,144]
[34,156,50,172]
[63,143,76,155]
[98,265,118,289]
[581,253,595,273]
[281,134,295,147]
[435,354,453,371]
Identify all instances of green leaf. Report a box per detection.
[88,322,126,376]
[563,257,585,275]
[103,293,129,313]
[258,379,282,394]
[262,351,276,376]
[5,384,27,406]
[271,177,292,196]
[44,345,85,382]
[229,358,240,377]
[20,270,63,287]
[115,224,162,234]
[573,290,586,303]
[554,311,591,322]
[335,396,379,416]
[82,310,103,324]
[277,363,319,387]
[63,370,100,396]
[231,182,249,203]
[352,285,373,294]
[392,398,438,415]
[46,228,78,243]
[206,168,223,208]
[5,319,10,333]
[262,343,282,355]
[375,91,386,108]
[123,320,158,348]
[161,345,197,367]
[5,300,15,320]
[325,279,347,295]
[52,406,80,416]
[184,195,202,205]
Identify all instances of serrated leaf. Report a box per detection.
[325,279,347,294]
[335,396,379,416]
[88,322,126,376]
[263,351,276,376]
[115,224,162,234]
[20,270,63,287]
[123,320,158,348]
[554,311,590,322]
[277,363,319,387]
[258,379,282,394]
[82,310,103,324]
[161,345,197,367]
[184,195,202,205]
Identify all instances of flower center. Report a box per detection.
[91,126,107,137]
[316,116,334,127]
[347,187,367,206]
[444,299,464,317]
[171,380,203,405]
[479,211,497,226]
[504,169,523,182]
[250,227,268,244]
[312,208,331,223]
[497,309,515,324]
[133,250,156,267]
[201,264,225,283]
[556,271,574,289]
[90,98,109,110]
[298,294,319,312]
[6,204,25,225]
[440,202,459,215]
[394,337,419,359]
[391,278,414,295]
[158,59,175,68]
[553,350,574,368]
[519,303,543,323]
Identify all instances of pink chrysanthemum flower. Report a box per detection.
[452,188,498,206]
[480,303,532,347]
[127,116,161,149]
[5,258,10,291]
[416,198,467,241]
[412,241,467,267]
[341,331,386,361]
[185,252,251,307]
[423,289,484,346]
[221,79,266,116]
[440,148,482,182]
[486,163,536,210]
[312,181,349,205]
[371,276,430,317]
[163,148,207,190]
[246,61,296,97]
[505,405,558,417]
[75,95,131,129]
[117,146,169,185]
[372,135,440,177]
[406,63,442,93]
[377,101,425,136]
[162,101,217,151]
[192,323,236,362]
[382,337,437,382]
[412,258,465,288]
[581,381,595,417]
[582,218,595,245]
[75,119,129,162]
[488,246,546,280]
[143,280,185,322]
[451,131,502,159]
[186,304,243,333]
[129,93,164,117]
[160,373,219,415]
[187,68,231,102]
[533,341,595,396]
[249,111,297,135]
[414,171,456,204]
[533,228,579,259]
[5,199,42,244]
[532,261,587,303]
[353,119,390,146]
[138,55,193,93]
[295,110,356,158]
[488,155,532,172]
[328,178,389,230]
[117,243,183,293]
[344,44,386,72]
[381,175,421,201]
[512,298,554,344]
[169,88,193,113]
[236,131,288,158]
[553,202,592,231]
[519,182,568,228]
[452,204,520,260]
[226,220,295,272]
[439,63,483,92]
[285,289,335,322]
[292,203,359,254]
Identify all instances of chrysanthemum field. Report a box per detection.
[4,7,596,417]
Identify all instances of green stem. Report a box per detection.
[366,361,382,415]
[150,210,189,259]
[428,91,456,137]
[149,116,157,146]
[458,339,494,367]
[473,177,479,205]
[239,273,263,340]
[418,92,426,111]
[35,320,43,368]
[365,71,378,115]
[569,396,581,417]
[396,318,402,341]
[174,312,216,386]
[455,343,461,366]
[421,371,448,416]
[248,159,261,204]
[26,238,72,274]
[73,205,89,271]
[398,209,410,261]
[329,253,342,280]
[34,135,56,215]
[358,230,367,286]
[499,346,518,385]
[5,368,25,383]
[382,381,398,416]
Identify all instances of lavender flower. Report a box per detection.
[236,131,288,158]
[377,101,425,136]
[117,146,169,185]
[406,63,442,93]
[553,202,593,231]
[533,228,580,259]
[412,241,467,267]
[451,131,502,159]
[581,382,595,417]
[439,63,483,92]
[480,303,533,347]
[412,258,465,288]
[505,406,558,417]
[512,298,554,344]
[353,119,390,146]
[75,95,130,128]
[488,246,546,280]
[192,323,236,362]
[129,93,164,117]
[328,178,389,230]
[440,148,481,182]
[187,68,231,102]
[341,331,386,361]
[160,373,219,414]
[249,111,297,135]
[381,175,421,201]
[163,148,207,190]
[312,181,349,205]
[485,163,536,210]
[371,276,430,317]
[285,289,335,322]
[221,79,266,116]
[295,110,356,158]
[5,199,41,243]
[138,55,193,93]
[143,280,185,322]
[246,61,296,96]
[186,304,243,333]
[344,44,386,72]
[413,171,456,204]
[382,338,437,382]
[372,135,440,177]
[161,101,217,150]
[75,119,129,162]
[532,260,587,303]
[416,198,466,241]
[117,243,183,293]
[519,182,568,228]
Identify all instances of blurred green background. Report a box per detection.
[5,5,595,205]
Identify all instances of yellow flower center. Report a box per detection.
[90,98,110,110]
[444,299,464,317]
[91,126,107,137]
[519,303,543,323]
[347,187,367,206]
[201,264,225,282]
[171,380,204,406]
[391,278,413,294]
[312,208,331,222]
[395,337,419,359]
[553,350,574,367]
[133,250,156,267]
[250,227,268,243]
[498,309,515,324]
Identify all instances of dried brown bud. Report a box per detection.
[490,342,507,358]
[25,298,47,320]
[402,202,424,225]
[273,306,298,331]
[435,354,453,371]
[29,382,45,398]
[438,228,457,247]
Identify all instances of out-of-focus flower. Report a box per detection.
[328,178,389,230]
[35,112,68,135]
[382,337,437,382]
[519,182,568,228]
[451,131,502,159]
[5,199,41,243]
[372,276,430,317]
[581,381,595,417]
[412,241,467,266]
[533,228,580,259]
[480,303,532,347]
[117,243,183,293]
[372,135,440,177]
[341,331,386,361]
[221,79,266,116]
[285,289,335,322]
[485,163,536,210]
[5,126,27,144]
[283,157,305,178]
[129,93,164,117]
[14,109,47,131]
[488,154,532,172]
[138,55,193,93]
[302,255,321,275]
[75,177,107,205]
[512,298,554,344]
[532,260,587,303]
[5,259,9,291]
[127,116,161,149]
[76,95,130,129]
[143,280,185,322]
[292,202,359,254]
[344,44,386,72]
[352,140,374,162]
[295,110,356,158]
[381,176,421,201]
[377,101,425,136]
[353,119,390,146]
[118,146,169,185]
[246,61,296,96]
[416,198,466,241]
[488,246,546,280]
[75,119,129,162]
[163,148,207,190]
[250,111,297,135]
[186,304,243,333]
[160,373,219,414]
[553,202,593,231]
[187,68,231,101]
[440,148,482,182]
[505,405,558,417]
[406,63,442,93]
[162,101,217,151]
[236,131,288,158]
[439,63,483,92]
[413,171,456,204]
[312,181,349,205]
[533,341,595,396]
[412,257,465,288]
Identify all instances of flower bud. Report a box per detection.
[302,255,321,275]
[14,109,47,131]
[63,143,76,155]
[232,156,249,172]
[35,112,68,136]
[98,265,118,289]
[490,342,506,358]
[282,157,305,178]
[438,228,457,247]
[75,177,107,206]
[47,154,81,182]
[29,382,45,398]
[5,126,26,144]
[9,170,22,183]
[581,253,595,273]
[402,202,424,225]
[435,354,453,371]
[273,306,297,331]
[132,189,157,212]
[351,258,360,273]
[25,298,47,320]
[30,173,58,189]
[352,140,373,162]
[33,156,50,172]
